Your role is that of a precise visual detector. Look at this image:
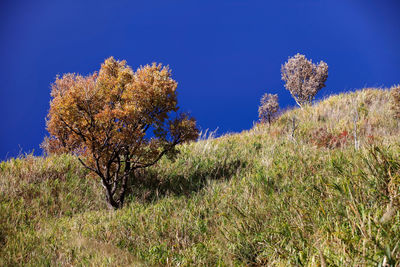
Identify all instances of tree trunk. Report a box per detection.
[118,174,129,208]
[102,162,131,210]
[102,180,120,210]
[100,172,120,210]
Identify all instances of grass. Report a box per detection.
[1,88,399,266]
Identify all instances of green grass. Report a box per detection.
[1,88,399,266]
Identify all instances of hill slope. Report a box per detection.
[1,88,400,266]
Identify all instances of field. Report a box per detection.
[1,88,399,266]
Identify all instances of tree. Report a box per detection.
[281,53,328,108]
[258,93,279,124]
[44,57,199,209]
[390,84,400,119]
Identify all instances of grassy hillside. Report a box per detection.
[1,88,400,266]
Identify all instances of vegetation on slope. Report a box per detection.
[1,88,400,266]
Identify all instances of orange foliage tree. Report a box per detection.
[44,57,199,209]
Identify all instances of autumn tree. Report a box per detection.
[281,53,328,107]
[258,93,279,124]
[44,57,199,209]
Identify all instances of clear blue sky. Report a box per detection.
[1,0,399,159]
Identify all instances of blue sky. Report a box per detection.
[1,0,399,159]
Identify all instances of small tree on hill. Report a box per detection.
[258,93,279,124]
[390,84,400,119]
[281,53,328,108]
[44,57,199,209]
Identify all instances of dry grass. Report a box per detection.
[1,88,400,266]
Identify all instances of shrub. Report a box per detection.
[310,128,350,149]
[390,84,400,118]
[281,53,328,107]
[44,57,199,209]
[258,93,279,124]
